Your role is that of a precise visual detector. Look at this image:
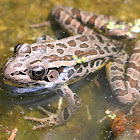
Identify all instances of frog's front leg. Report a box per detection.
[56,85,82,122]
[24,85,82,129]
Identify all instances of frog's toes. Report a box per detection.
[24,116,48,123]
[24,109,60,129]
[37,106,55,116]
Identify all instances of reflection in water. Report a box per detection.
[0,74,58,106]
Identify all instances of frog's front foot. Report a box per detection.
[24,106,61,130]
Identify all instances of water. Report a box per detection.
[0,0,140,139]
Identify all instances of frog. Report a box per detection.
[3,5,140,129]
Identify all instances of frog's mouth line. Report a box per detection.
[0,73,55,96]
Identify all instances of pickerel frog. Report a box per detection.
[3,5,140,129]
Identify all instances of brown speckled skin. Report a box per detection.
[3,5,140,129]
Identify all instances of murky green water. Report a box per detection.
[0,0,140,140]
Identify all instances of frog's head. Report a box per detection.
[3,43,71,89]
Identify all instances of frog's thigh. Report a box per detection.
[52,5,94,35]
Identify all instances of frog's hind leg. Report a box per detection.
[52,5,137,39]
[106,45,140,104]
[52,5,95,35]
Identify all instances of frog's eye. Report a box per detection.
[14,44,23,54]
[30,66,46,80]
[47,70,59,82]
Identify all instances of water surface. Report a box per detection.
[0,0,140,139]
